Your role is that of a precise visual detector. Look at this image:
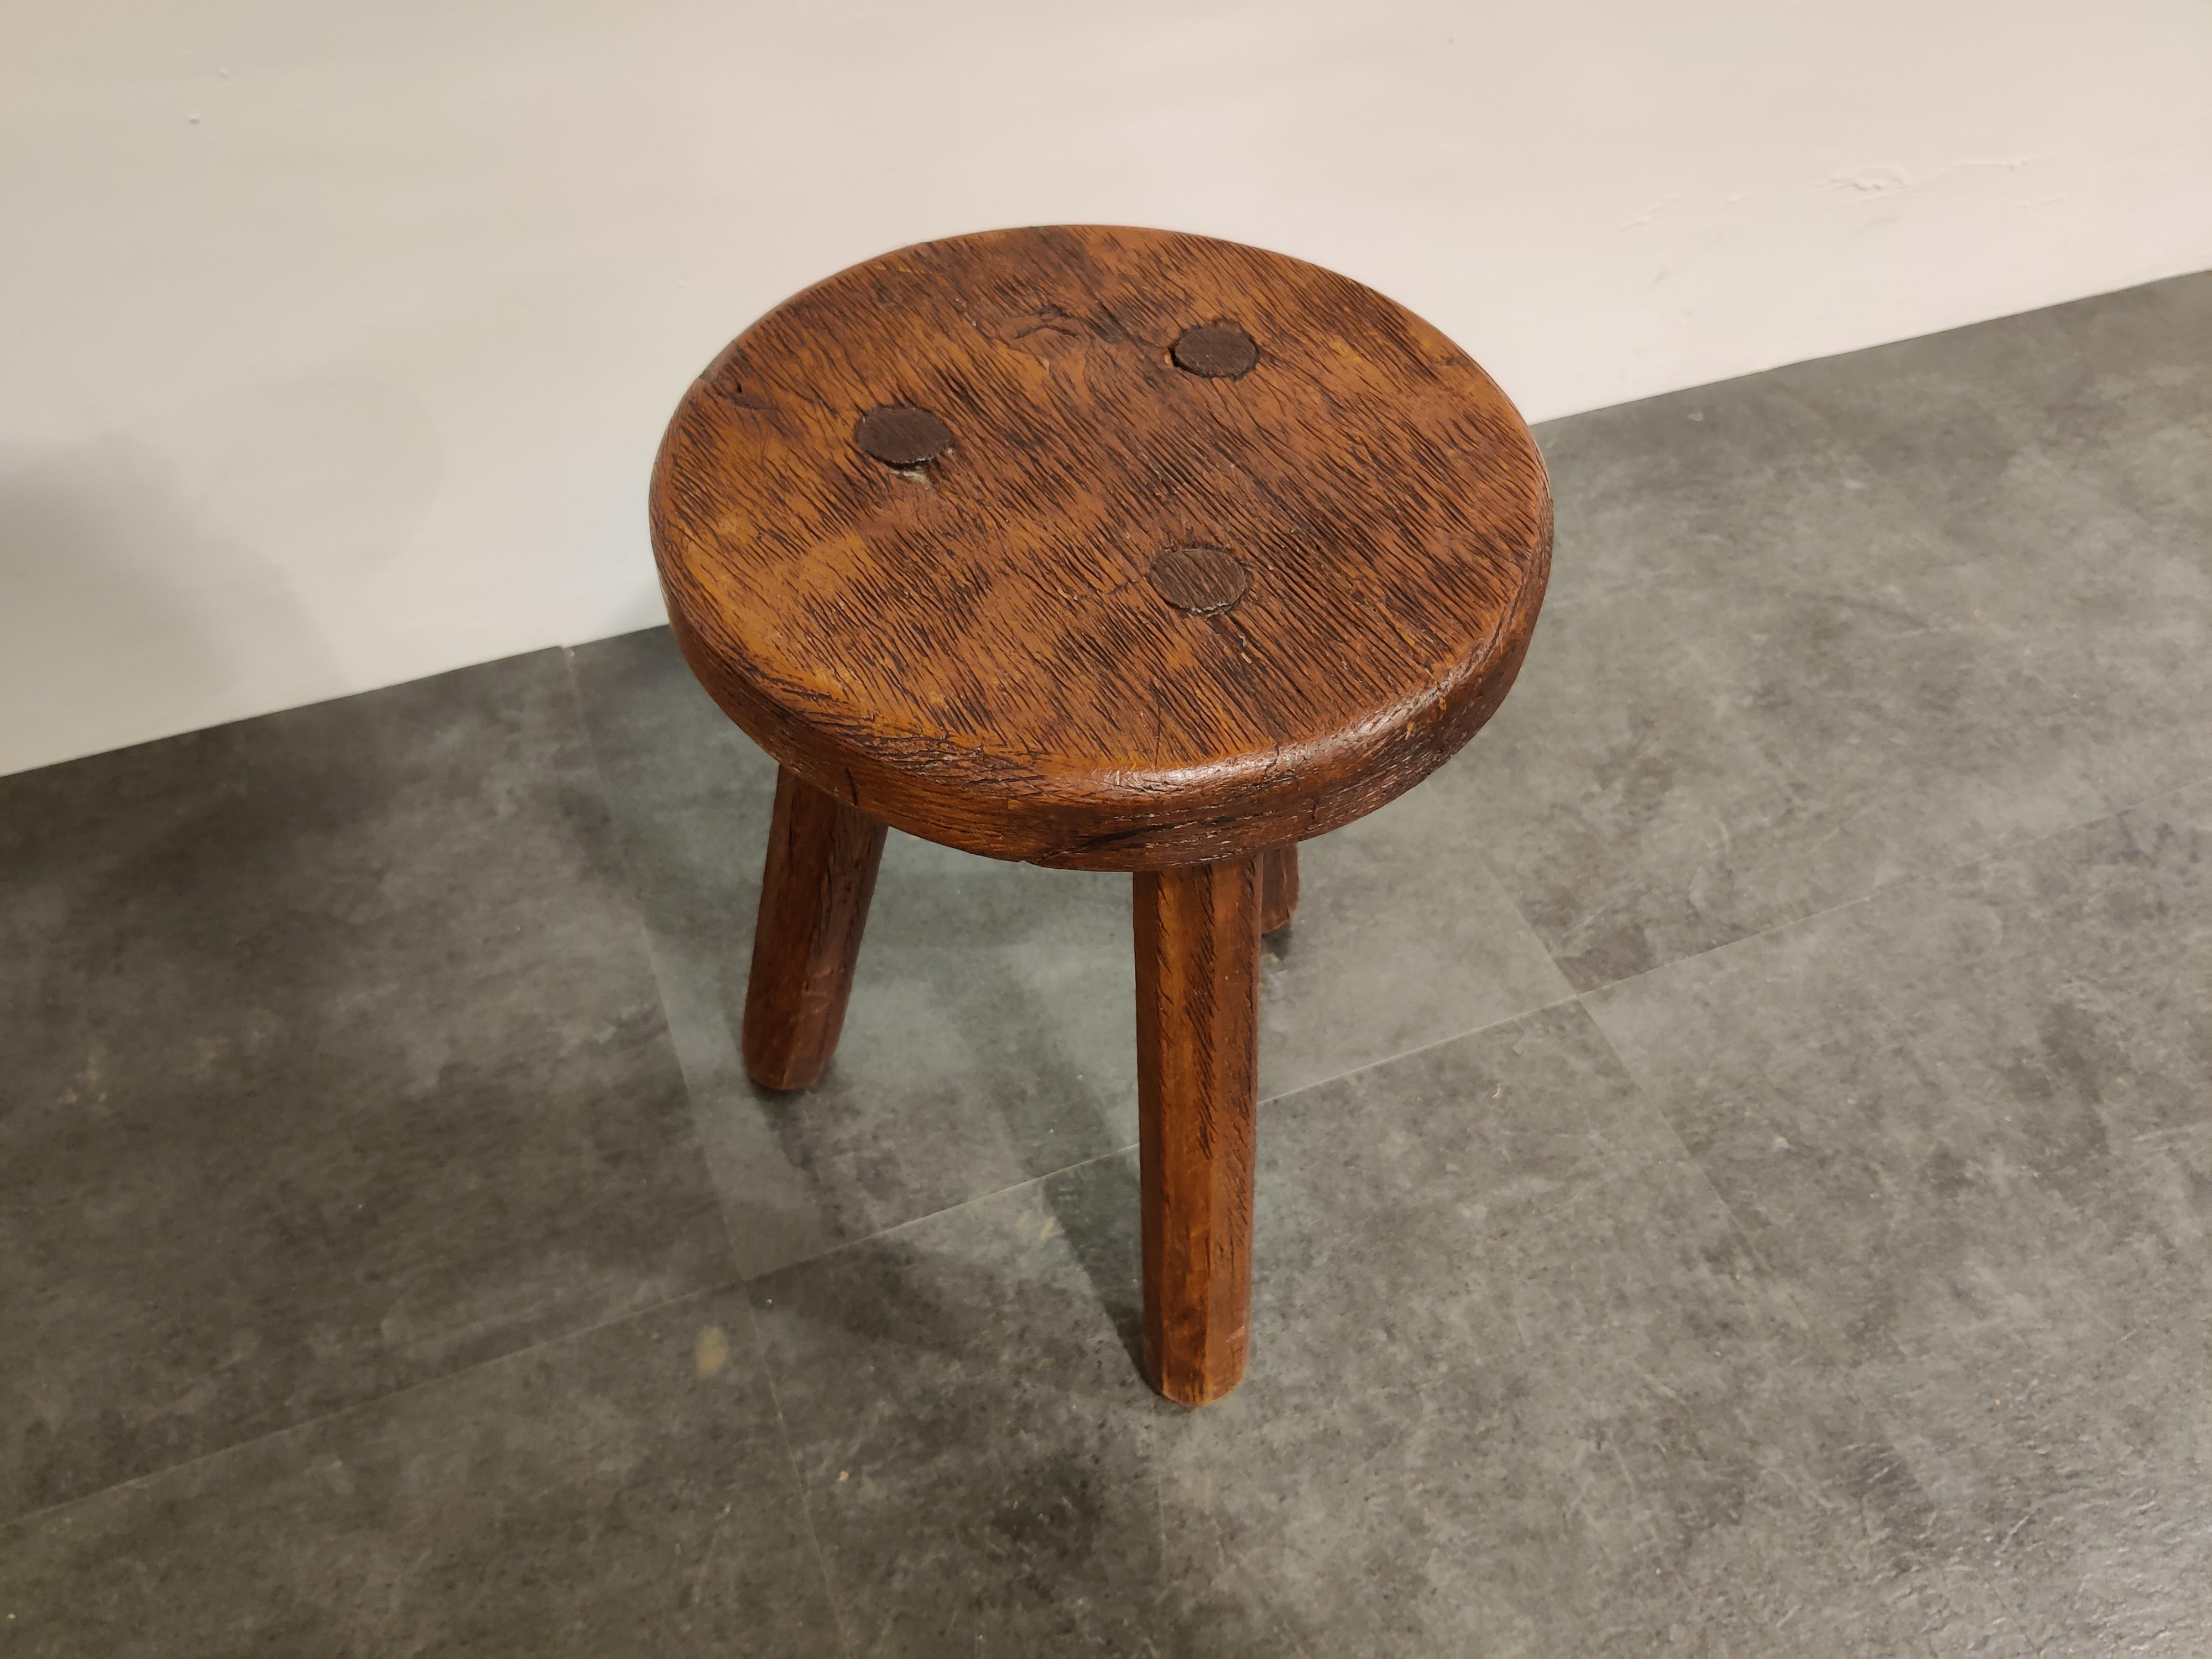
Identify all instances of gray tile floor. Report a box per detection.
[3,272,2206,1655]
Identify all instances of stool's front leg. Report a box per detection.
[1133,855,1261,1406]
[742,766,887,1091]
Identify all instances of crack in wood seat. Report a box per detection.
[649,226,1552,1405]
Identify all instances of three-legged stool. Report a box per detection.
[649,226,1551,1404]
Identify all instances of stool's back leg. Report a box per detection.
[1133,855,1261,1406]
[1260,844,1300,935]
[742,766,888,1091]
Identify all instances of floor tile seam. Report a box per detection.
[556,643,691,1005]
[1571,1014,2051,1656]
[1567,875,1895,1002]
[557,645,761,1283]
[743,995,1590,1281]
[0,1276,747,1540]
[744,1142,1145,1280]
[1254,991,1588,1110]
[1462,836,1584,1010]
[2088,763,2212,831]
[738,1296,855,1659]
[1570,1017,1844,1354]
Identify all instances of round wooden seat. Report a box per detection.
[647,227,1552,1406]
[651,225,1550,871]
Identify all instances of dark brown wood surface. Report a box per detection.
[1134,855,1260,1405]
[653,225,1551,871]
[742,766,887,1090]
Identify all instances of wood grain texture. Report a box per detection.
[1260,844,1299,935]
[742,766,887,1091]
[652,225,1552,871]
[1134,855,1260,1405]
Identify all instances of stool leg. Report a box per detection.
[1133,855,1261,1406]
[742,766,887,1091]
[1259,844,1300,935]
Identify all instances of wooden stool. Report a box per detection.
[650,226,1551,1405]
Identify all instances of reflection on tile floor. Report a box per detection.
[3,273,2207,1654]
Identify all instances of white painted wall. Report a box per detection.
[4,0,2208,776]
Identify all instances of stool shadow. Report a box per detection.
[1043,1149,1146,1375]
[568,630,1148,1339]
[755,1224,1315,1652]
